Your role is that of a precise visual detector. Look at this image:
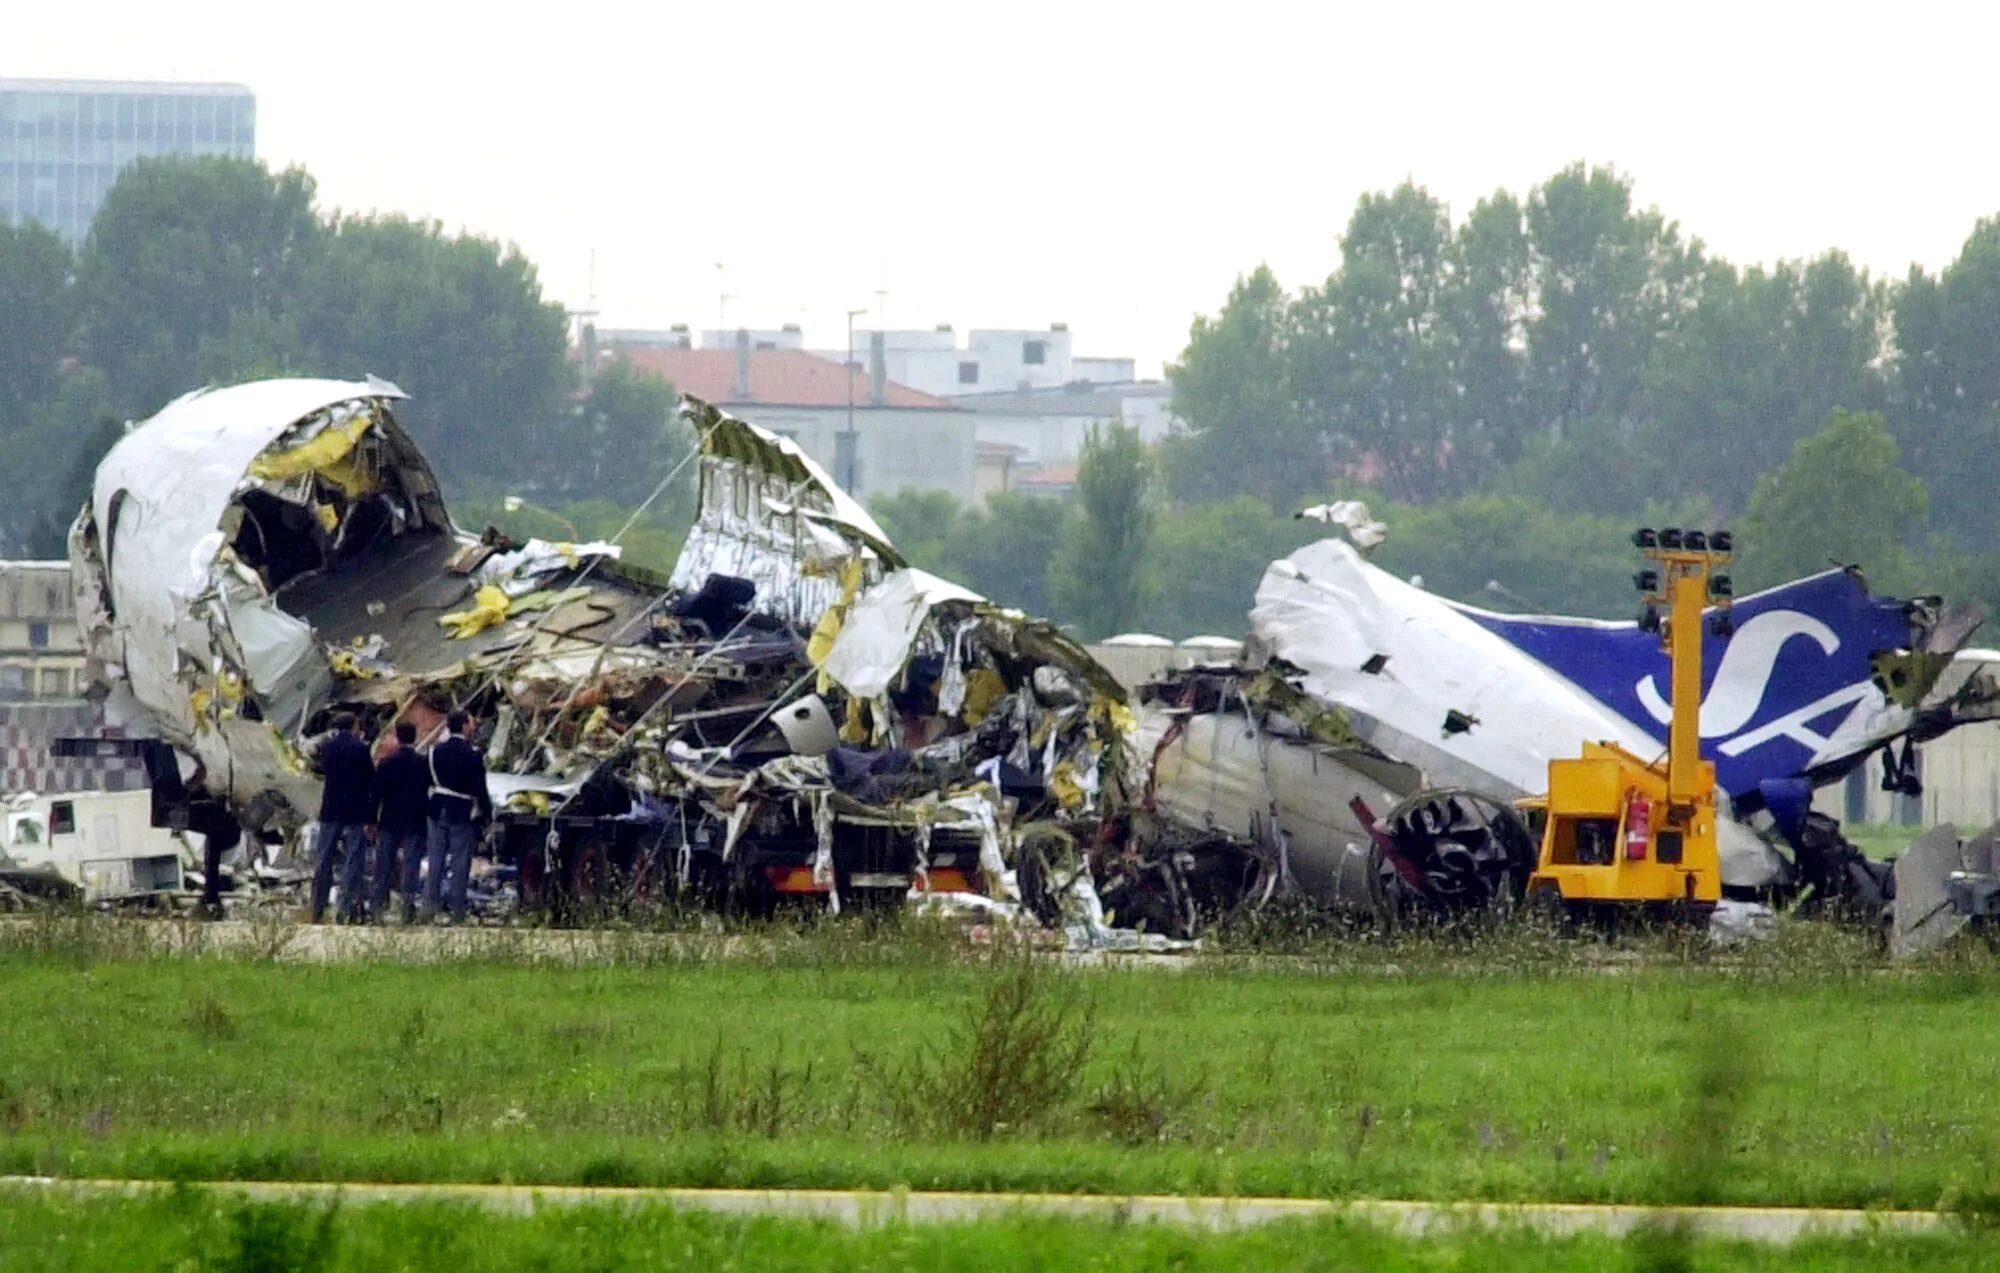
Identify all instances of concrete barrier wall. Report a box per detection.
[1811,720,2000,830]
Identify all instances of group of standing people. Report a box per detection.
[307,709,495,925]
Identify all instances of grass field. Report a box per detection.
[4,915,2000,1215]
[3,1190,1999,1273]
[1842,823,1921,860]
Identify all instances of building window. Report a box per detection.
[39,668,66,697]
[1022,340,1046,365]
[28,622,49,649]
[958,361,979,385]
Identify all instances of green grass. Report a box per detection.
[1843,822,1919,860]
[3,1190,1999,1273]
[4,915,2000,1213]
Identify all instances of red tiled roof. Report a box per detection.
[1018,464,1079,487]
[607,348,951,410]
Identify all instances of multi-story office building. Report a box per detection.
[0,560,83,703]
[0,78,255,246]
[0,560,148,794]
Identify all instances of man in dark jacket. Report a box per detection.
[308,712,375,924]
[369,722,430,924]
[422,710,493,924]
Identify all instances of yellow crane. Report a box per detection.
[1527,528,1733,919]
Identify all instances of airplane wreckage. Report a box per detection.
[61,377,2000,948]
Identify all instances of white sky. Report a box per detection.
[12,1,1997,376]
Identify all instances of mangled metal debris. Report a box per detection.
[1118,515,2000,940]
[63,376,2000,953]
[68,381,1144,942]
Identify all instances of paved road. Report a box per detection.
[0,1176,1948,1242]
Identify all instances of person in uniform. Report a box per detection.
[421,710,492,924]
[369,722,430,923]
[308,712,374,924]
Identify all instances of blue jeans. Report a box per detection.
[310,821,370,923]
[370,827,426,920]
[423,817,479,922]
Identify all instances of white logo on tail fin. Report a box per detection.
[1634,609,1841,737]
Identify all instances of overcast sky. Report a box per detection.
[13,1,1997,375]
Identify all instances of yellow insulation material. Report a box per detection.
[1090,693,1136,738]
[509,790,552,815]
[808,557,867,695]
[1049,762,1086,811]
[961,667,1007,726]
[247,413,378,498]
[439,585,511,639]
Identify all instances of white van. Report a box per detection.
[1,789,192,903]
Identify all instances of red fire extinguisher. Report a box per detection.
[1624,792,1651,861]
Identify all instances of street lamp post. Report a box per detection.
[842,307,868,494]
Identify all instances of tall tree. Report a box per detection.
[0,221,74,431]
[546,359,693,509]
[1133,495,1319,638]
[1446,190,1536,467]
[1642,254,1883,512]
[1524,163,1700,431]
[1372,495,1646,618]
[869,489,964,573]
[1502,413,1675,519]
[1737,410,1928,590]
[292,214,576,489]
[193,309,315,388]
[77,157,320,414]
[1163,266,1320,508]
[1050,425,1155,638]
[0,366,121,555]
[1891,219,2000,549]
[1292,182,1464,501]
[947,493,1073,617]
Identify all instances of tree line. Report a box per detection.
[868,163,2000,639]
[0,156,690,559]
[4,155,1992,636]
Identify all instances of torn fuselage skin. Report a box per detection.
[70,383,1145,934]
[72,380,451,833]
[1117,530,2000,939]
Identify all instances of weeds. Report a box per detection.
[214,1200,341,1273]
[858,942,1095,1140]
[664,1034,823,1139]
[376,1005,448,1134]
[1085,1039,1206,1146]
[1942,1183,2000,1231]
[932,946,1093,1140]
[186,994,236,1041]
